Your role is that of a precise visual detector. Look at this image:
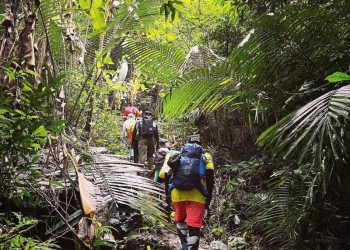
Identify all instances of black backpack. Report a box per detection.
[139,118,156,136]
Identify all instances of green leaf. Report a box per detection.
[49,180,65,188]
[103,56,114,65]
[326,72,350,83]
[31,143,41,149]
[25,69,39,77]
[48,120,66,132]
[78,0,91,10]
[91,1,105,30]
[34,125,48,137]
[0,108,9,115]
[172,3,185,13]
[1,67,15,81]
[14,109,26,116]
[22,83,33,92]
[93,239,112,247]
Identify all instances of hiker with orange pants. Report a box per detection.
[167,135,215,250]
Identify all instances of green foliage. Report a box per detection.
[161,0,350,126]
[122,37,186,81]
[0,65,65,201]
[0,213,60,249]
[90,109,125,153]
[253,72,350,247]
[248,170,308,247]
[158,116,198,146]
[326,72,350,83]
[205,158,273,248]
[151,0,239,53]
[257,84,350,192]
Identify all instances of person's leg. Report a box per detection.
[133,141,139,163]
[146,137,156,169]
[138,138,147,164]
[187,226,200,250]
[129,146,134,160]
[185,202,205,250]
[173,201,188,249]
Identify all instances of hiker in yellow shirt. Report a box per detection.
[161,135,214,250]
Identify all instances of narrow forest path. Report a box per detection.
[89,147,212,249]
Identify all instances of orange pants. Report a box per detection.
[173,201,205,228]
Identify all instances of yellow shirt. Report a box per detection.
[171,153,214,204]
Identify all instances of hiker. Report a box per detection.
[122,113,136,161]
[132,110,159,169]
[154,138,171,182]
[158,144,180,216]
[167,134,214,250]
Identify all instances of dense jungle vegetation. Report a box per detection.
[1,0,350,249]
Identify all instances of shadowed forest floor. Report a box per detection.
[126,232,210,249]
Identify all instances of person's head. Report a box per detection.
[127,113,134,118]
[187,134,201,144]
[159,138,170,148]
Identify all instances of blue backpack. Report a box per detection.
[169,143,208,196]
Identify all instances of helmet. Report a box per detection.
[187,134,201,144]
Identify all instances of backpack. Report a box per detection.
[169,143,207,195]
[139,118,156,136]
[154,147,169,170]
[126,119,136,145]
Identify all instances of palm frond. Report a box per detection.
[161,62,235,119]
[62,128,171,230]
[81,161,171,229]
[257,84,350,167]
[121,37,186,81]
[249,174,308,248]
[38,0,68,71]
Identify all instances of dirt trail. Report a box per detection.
[127,231,210,249]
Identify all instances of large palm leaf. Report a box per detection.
[81,161,170,228]
[257,84,350,198]
[63,130,172,230]
[161,63,234,118]
[160,1,350,121]
[121,37,186,81]
[257,84,350,164]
